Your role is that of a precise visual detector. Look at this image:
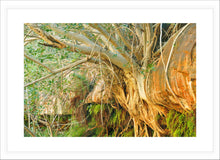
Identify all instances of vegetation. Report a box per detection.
[166,110,196,137]
[24,23,196,137]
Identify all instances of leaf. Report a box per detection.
[113,54,117,57]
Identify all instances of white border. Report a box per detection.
[1,0,219,159]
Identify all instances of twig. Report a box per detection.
[24,37,40,46]
[24,53,54,73]
[24,57,89,87]
[160,23,166,70]
[37,118,53,137]
[113,24,131,50]
[24,73,55,87]
[24,125,37,137]
[24,30,32,41]
[118,118,132,136]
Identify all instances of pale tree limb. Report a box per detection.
[25,23,66,49]
[24,30,33,41]
[88,24,119,50]
[65,42,138,71]
[153,25,181,56]
[31,114,53,137]
[84,24,121,55]
[26,23,138,71]
[37,119,53,137]
[142,24,160,69]
[88,24,133,65]
[48,23,97,47]
[82,24,105,46]
[134,24,144,45]
[24,38,40,46]
[146,24,153,42]
[142,23,154,68]
[53,57,88,73]
[25,72,56,87]
[24,57,89,87]
[84,24,138,69]
[113,24,132,51]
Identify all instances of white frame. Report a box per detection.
[0,0,219,159]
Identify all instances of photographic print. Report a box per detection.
[24,23,196,137]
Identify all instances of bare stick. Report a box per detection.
[49,23,96,47]
[24,54,54,73]
[24,125,37,137]
[24,57,89,87]
[24,30,32,41]
[113,24,132,50]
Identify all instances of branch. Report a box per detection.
[48,23,97,47]
[142,24,153,61]
[142,24,159,68]
[24,125,37,137]
[24,53,54,73]
[25,23,66,49]
[88,24,119,49]
[24,30,33,41]
[66,42,138,71]
[53,57,89,73]
[83,24,122,56]
[24,73,55,88]
[153,25,182,56]
[36,119,53,137]
[24,57,89,87]
[26,23,138,71]
[113,24,132,50]
[144,24,153,46]
[82,24,105,46]
[24,38,40,46]
[134,24,144,45]
[88,24,135,66]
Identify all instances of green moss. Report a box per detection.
[84,103,132,137]
[166,110,196,137]
[122,130,134,137]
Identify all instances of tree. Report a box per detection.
[24,23,196,137]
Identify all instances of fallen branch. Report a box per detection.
[37,119,53,137]
[24,57,89,87]
[25,23,66,49]
[24,53,54,73]
[24,37,40,46]
[24,125,37,137]
[113,24,132,50]
[48,23,96,47]
[25,23,133,71]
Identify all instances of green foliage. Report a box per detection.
[140,62,156,78]
[113,53,118,57]
[166,110,196,137]
[66,123,87,137]
[122,130,134,137]
[87,104,101,115]
[84,104,133,137]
